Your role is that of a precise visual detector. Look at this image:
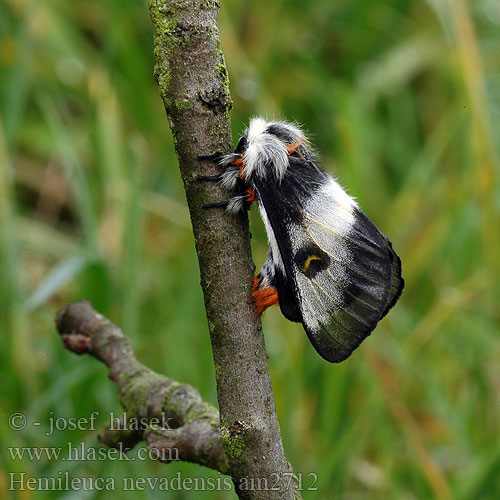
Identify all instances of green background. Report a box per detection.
[1,0,499,498]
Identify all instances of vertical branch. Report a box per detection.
[148,1,300,498]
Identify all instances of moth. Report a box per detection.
[199,117,404,362]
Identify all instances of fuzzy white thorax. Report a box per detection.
[243,117,301,181]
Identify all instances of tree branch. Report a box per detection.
[56,301,228,473]
[148,0,299,498]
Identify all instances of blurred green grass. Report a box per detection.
[1,0,500,498]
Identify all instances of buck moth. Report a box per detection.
[199,118,404,363]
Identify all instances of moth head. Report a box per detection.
[238,117,308,182]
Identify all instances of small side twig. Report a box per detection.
[56,301,228,474]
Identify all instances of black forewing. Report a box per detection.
[253,157,403,362]
[253,156,328,323]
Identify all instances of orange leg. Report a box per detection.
[245,187,255,202]
[231,157,245,179]
[252,276,279,315]
[286,139,303,157]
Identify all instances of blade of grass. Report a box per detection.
[24,254,89,312]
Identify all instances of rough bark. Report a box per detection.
[148,0,299,498]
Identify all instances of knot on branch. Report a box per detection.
[56,301,104,354]
[199,88,232,113]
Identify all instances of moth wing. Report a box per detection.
[254,164,403,363]
[377,229,405,318]
[292,189,403,362]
